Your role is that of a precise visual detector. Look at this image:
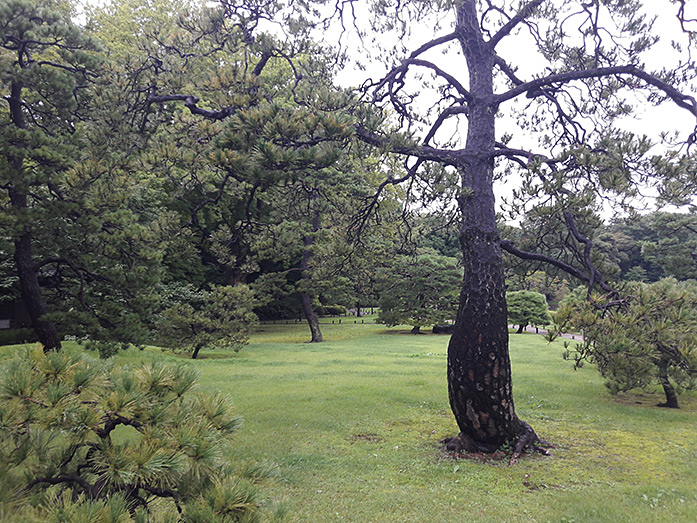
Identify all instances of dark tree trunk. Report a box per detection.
[300,201,323,343]
[223,240,248,285]
[225,267,247,286]
[411,325,421,334]
[516,324,525,334]
[300,291,323,342]
[356,302,361,318]
[12,225,62,351]
[446,3,541,456]
[191,344,203,359]
[658,373,679,408]
[7,82,61,351]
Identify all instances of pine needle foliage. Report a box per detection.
[0,347,273,521]
[557,279,697,408]
[156,285,258,359]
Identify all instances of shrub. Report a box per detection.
[557,279,697,408]
[323,305,347,316]
[0,347,278,520]
[506,290,551,334]
[0,327,38,346]
[157,285,258,359]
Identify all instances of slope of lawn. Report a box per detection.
[3,322,696,522]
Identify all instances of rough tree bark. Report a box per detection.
[445,2,545,459]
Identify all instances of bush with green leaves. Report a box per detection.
[0,328,38,347]
[318,304,347,316]
[506,290,551,334]
[556,279,697,408]
[157,285,258,359]
[377,252,460,334]
[0,347,282,521]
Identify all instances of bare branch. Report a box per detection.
[407,31,459,60]
[25,475,96,497]
[492,142,565,169]
[563,212,613,294]
[354,126,465,166]
[494,54,524,86]
[488,0,545,48]
[496,65,697,120]
[677,0,697,33]
[423,105,469,145]
[500,239,592,284]
[371,58,472,104]
[147,92,238,120]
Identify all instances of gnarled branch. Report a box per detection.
[496,65,697,119]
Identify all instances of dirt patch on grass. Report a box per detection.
[349,433,385,443]
[437,439,551,465]
[450,450,509,463]
[611,391,668,407]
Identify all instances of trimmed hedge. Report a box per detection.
[0,328,37,346]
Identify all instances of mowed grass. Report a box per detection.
[4,322,696,522]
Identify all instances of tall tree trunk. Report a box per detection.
[300,202,322,343]
[446,2,539,455]
[7,82,61,351]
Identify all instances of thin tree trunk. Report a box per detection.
[300,291,323,342]
[191,343,203,359]
[299,200,322,343]
[658,373,679,408]
[8,81,61,351]
[517,324,525,334]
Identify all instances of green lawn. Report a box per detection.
[3,323,696,522]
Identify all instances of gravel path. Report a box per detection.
[510,325,584,342]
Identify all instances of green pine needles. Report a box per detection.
[557,279,697,409]
[0,347,281,521]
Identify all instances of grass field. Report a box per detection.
[3,321,696,522]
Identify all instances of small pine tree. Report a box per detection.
[556,279,697,408]
[157,285,258,359]
[506,291,551,334]
[377,252,460,334]
[0,347,276,520]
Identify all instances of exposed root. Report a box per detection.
[441,420,553,466]
[509,420,553,466]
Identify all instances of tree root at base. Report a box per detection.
[442,419,553,466]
